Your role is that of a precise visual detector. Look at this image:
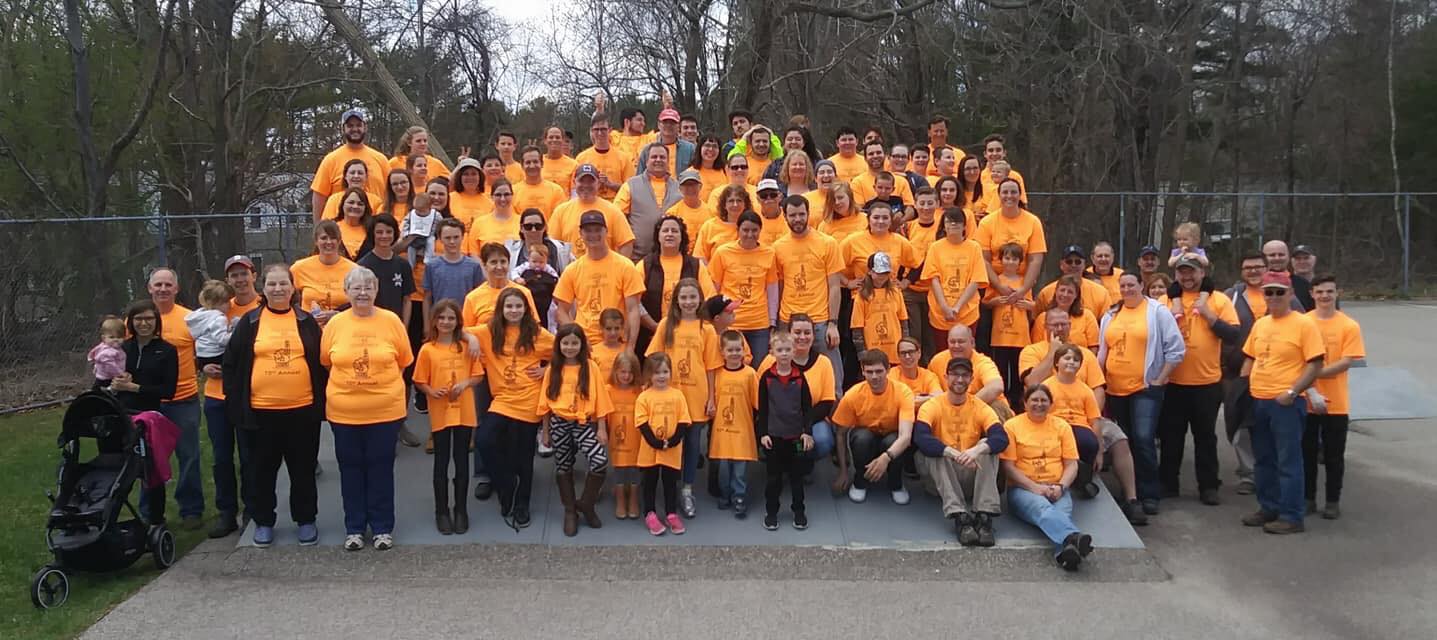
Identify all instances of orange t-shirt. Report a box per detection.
[819,212,868,247]
[388,153,451,183]
[772,231,844,323]
[757,352,835,405]
[1244,286,1269,319]
[852,287,909,363]
[635,386,692,470]
[832,379,916,434]
[1031,309,1101,350]
[826,153,868,183]
[917,393,999,450]
[706,183,758,214]
[541,154,579,194]
[927,350,1005,398]
[290,255,357,314]
[693,217,737,262]
[850,171,915,207]
[890,367,943,398]
[1308,311,1364,415]
[1102,304,1150,396]
[999,413,1077,484]
[986,274,1033,348]
[1041,376,1102,431]
[838,232,919,283]
[448,190,493,230]
[974,209,1047,277]
[645,319,722,419]
[319,308,414,424]
[321,191,385,227]
[636,255,718,321]
[758,213,788,247]
[665,200,714,240]
[1243,312,1326,400]
[336,219,369,259]
[1036,277,1112,323]
[248,308,314,410]
[606,384,642,467]
[310,144,389,200]
[511,179,567,221]
[709,365,759,462]
[158,304,198,402]
[465,213,521,252]
[614,177,671,218]
[476,325,556,423]
[590,341,625,384]
[707,242,779,331]
[412,342,484,429]
[1093,268,1124,303]
[902,218,942,293]
[461,282,538,332]
[1171,291,1238,386]
[921,238,988,329]
[549,197,636,257]
[552,251,646,343]
[1018,342,1105,389]
[574,147,636,200]
[537,360,615,423]
[979,168,1027,217]
[697,167,727,201]
[203,296,261,400]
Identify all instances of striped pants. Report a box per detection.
[551,417,609,474]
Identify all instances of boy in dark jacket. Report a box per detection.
[756,331,815,531]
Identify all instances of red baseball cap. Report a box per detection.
[1260,271,1292,291]
[658,108,681,123]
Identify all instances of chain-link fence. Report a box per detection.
[2,192,1432,412]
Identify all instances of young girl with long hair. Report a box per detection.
[412,300,483,535]
[538,323,613,537]
[851,251,910,365]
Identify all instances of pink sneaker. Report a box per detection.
[666,513,686,535]
[645,511,666,536]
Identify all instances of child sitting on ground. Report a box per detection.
[184,280,237,367]
[1166,221,1215,316]
[89,316,127,389]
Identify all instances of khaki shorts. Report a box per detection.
[1093,417,1128,449]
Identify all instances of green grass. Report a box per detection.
[0,407,217,638]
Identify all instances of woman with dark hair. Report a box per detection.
[424,176,453,219]
[332,186,375,260]
[110,300,178,526]
[449,157,490,229]
[694,184,751,262]
[957,157,985,221]
[291,220,358,327]
[382,169,414,219]
[707,211,778,363]
[224,263,327,547]
[1000,384,1092,571]
[504,208,574,275]
[637,215,716,353]
[690,134,727,201]
[761,125,820,181]
[469,178,520,249]
[317,159,382,223]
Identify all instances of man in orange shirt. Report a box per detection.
[850,141,914,218]
[831,350,916,505]
[924,115,964,176]
[1157,256,1240,506]
[826,126,867,183]
[1302,275,1364,519]
[574,113,634,200]
[1239,271,1325,534]
[553,211,644,347]
[310,108,389,220]
[146,268,205,529]
[773,196,845,395]
[203,256,263,538]
[511,146,567,221]
[911,358,1004,546]
[541,126,578,194]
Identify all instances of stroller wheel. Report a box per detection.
[151,526,177,569]
[30,565,69,609]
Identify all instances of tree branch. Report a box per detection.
[102,0,179,179]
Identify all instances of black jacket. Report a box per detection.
[223,305,328,429]
[118,337,178,412]
[756,366,813,440]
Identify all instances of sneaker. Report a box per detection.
[399,428,423,448]
[1122,500,1149,526]
[537,437,554,458]
[253,525,274,548]
[1073,482,1100,500]
[513,505,531,529]
[1322,502,1341,520]
[1141,499,1160,515]
[343,534,364,551]
[1263,519,1305,535]
[208,514,239,539]
[793,511,808,530]
[1199,488,1221,506]
[717,496,732,510]
[763,513,779,531]
[373,533,394,550]
[1055,540,1083,571]
[848,486,868,503]
[645,511,666,536]
[892,488,911,505]
[665,513,686,535]
[297,523,319,546]
[681,492,697,518]
[1074,532,1094,557]
[733,497,749,520]
[1235,479,1255,495]
[1242,510,1278,527]
[975,513,996,547]
[474,475,492,500]
[956,513,979,546]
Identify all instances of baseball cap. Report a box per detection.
[224,255,255,272]
[703,295,741,319]
[454,157,482,174]
[1174,254,1204,270]
[1061,244,1086,259]
[658,108,681,123]
[756,178,781,193]
[578,211,607,228]
[945,358,974,376]
[575,164,600,180]
[1292,244,1315,257]
[678,169,702,185]
[340,108,367,124]
[870,251,894,275]
[1260,271,1292,290]
[1139,245,1160,257]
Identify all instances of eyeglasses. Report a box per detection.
[898,349,919,357]
[729,164,748,170]
[522,223,544,231]
[1262,289,1287,297]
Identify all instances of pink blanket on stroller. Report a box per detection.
[133,411,180,489]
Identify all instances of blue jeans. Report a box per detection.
[205,397,251,519]
[1008,486,1079,552]
[681,422,709,485]
[807,420,835,461]
[812,322,845,399]
[1251,397,1308,523]
[143,397,203,519]
[717,460,748,501]
[742,329,771,367]
[331,421,401,535]
[1107,385,1165,502]
[471,379,491,478]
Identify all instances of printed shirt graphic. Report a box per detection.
[709,366,759,462]
[320,309,414,424]
[250,308,314,410]
[635,387,692,470]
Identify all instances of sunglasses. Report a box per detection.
[759,192,782,199]
[522,223,544,231]
[729,164,748,170]
[1262,289,1287,297]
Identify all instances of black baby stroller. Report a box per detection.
[30,391,176,609]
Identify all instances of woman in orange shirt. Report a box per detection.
[957,157,986,221]
[474,288,555,529]
[635,353,693,536]
[317,160,382,223]
[999,384,1091,571]
[690,134,727,201]
[448,158,490,229]
[319,266,415,551]
[606,352,644,519]
[819,183,866,245]
[331,187,375,260]
[381,169,414,220]
[538,323,613,537]
[707,211,778,364]
[413,300,484,536]
[223,263,327,548]
[1032,275,1101,351]
[694,184,749,262]
[291,220,357,328]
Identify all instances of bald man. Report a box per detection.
[146,268,206,529]
[928,325,1005,405]
[1263,240,1311,311]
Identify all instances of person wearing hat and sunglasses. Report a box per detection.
[1036,244,1111,321]
[753,179,790,246]
[1238,271,1325,534]
[311,108,390,221]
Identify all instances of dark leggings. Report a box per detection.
[432,426,473,510]
[641,465,681,516]
[1303,414,1349,503]
[991,346,1023,410]
[838,294,860,389]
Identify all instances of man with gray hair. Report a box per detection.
[146,267,206,530]
[613,143,682,260]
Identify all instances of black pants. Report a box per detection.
[406,300,425,409]
[975,297,994,354]
[641,465,681,515]
[143,486,167,525]
[1158,382,1223,492]
[765,439,812,516]
[1303,414,1349,503]
[243,408,321,527]
[849,428,905,490]
[432,426,473,511]
[991,346,1023,409]
[838,294,860,389]
[477,413,538,512]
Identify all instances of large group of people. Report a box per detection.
[92,101,1366,571]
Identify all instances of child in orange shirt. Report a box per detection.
[538,324,613,537]
[590,308,627,383]
[412,300,484,535]
[645,278,721,518]
[635,353,693,536]
[983,242,1033,409]
[851,251,910,364]
[606,352,643,520]
[709,330,759,517]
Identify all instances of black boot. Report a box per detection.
[436,510,453,535]
[452,503,469,534]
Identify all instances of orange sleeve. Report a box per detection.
[413,346,433,386]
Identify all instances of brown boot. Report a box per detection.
[626,482,641,519]
[556,472,578,537]
[614,485,629,519]
[577,472,606,529]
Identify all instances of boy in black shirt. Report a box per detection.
[756,331,815,530]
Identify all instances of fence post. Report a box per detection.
[154,214,168,267]
[1403,193,1411,296]
[279,212,287,263]
[1118,193,1126,266]
[1257,194,1266,247]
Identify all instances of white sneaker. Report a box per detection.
[892,488,911,505]
[848,486,867,503]
[536,433,554,458]
[373,533,394,551]
[343,534,364,551]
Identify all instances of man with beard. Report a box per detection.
[310,108,389,219]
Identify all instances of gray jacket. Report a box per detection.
[1221,282,1305,378]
